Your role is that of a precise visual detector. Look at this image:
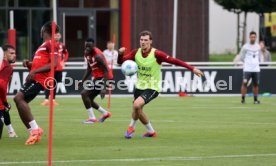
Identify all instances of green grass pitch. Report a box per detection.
[1,96,276,166]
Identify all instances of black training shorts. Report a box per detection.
[242,72,260,86]
[134,88,159,104]
[20,81,44,103]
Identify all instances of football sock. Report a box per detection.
[129,119,137,128]
[28,128,32,134]
[144,122,155,133]
[97,106,108,115]
[87,108,96,119]
[6,124,14,133]
[242,96,245,101]
[29,120,39,130]
[254,96,258,101]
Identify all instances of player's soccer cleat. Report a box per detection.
[254,100,260,104]
[8,131,18,138]
[82,118,98,124]
[99,112,111,122]
[53,100,59,106]
[25,128,44,145]
[40,100,49,106]
[143,131,157,138]
[125,126,135,139]
[241,99,245,104]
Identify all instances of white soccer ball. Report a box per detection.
[121,60,138,76]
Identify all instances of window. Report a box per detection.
[19,0,50,7]
[58,0,79,7]
[84,0,119,8]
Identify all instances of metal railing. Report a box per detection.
[13,61,276,69]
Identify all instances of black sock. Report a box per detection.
[242,96,245,101]
[254,96,258,101]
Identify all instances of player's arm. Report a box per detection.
[26,56,58,82]
[62,45,69,62]
[156,50,204,77]
[117,48,136,64]
[0,66,12,105]
[23,59,32,70]
[80,62,91,83]
[239,46,246,62]
[95,55,109,99]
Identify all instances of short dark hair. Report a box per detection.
[249,31,257,36]
[139,30,153,40]
[42,21,60,35]
[2,44,15,52]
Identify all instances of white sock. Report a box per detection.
[129,119,137,128]
[28,128,32,134]
[97,106,108,115]
[29,120,39,130]
[6,124,14,133]
[144,122,155,133]
[87,108,96,119]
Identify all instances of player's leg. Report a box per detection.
[2,110,17,137]
[241,72,250,103]
[252,72,260,104]
[81,88,98,123]
[41,89,50,106]
[14,81,44,144]
[125,89,158,138]
[92,79,111,122]
[0,111,4,139]
[125,89,143,138]
[137,89,159,137]
[53,71,62,106]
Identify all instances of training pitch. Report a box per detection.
[0,96,276,166]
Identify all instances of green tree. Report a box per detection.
[214,0,276,53]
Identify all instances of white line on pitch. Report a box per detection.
[1,153,276,165]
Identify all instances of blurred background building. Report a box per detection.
[0,0,209,61]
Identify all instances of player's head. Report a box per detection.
[139,30,153,51]
[54,32,62,42]
[259,40,266,50]
[249,31,257,44]
[106,41,114,50]
[2,44,16,63]
[41,21,60,39]
[85,38,95,54]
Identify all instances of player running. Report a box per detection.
[0,44,17,138]
[118,30,204,139]
[14,22,59,145]
[79,38,113,124]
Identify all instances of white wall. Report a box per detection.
[209,0,259,54]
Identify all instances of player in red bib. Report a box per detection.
[79,38,113,124]
[41,32,69,106]
[13,22,59,145]
[0,44,17,138]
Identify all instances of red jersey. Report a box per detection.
[0,60,13,110]
[84,47,113,80]
[56,42,69,71]
[31,40,58,88]
[117,48,194,71]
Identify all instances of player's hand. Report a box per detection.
[22,59,29,67]
[100,89,106,99]
[118,47,127,55]
[193,68,204,77]
[4,102,11,112]
[25,71,36,82]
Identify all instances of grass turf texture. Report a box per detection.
[209,52,276,62]
[0,96,276,166]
